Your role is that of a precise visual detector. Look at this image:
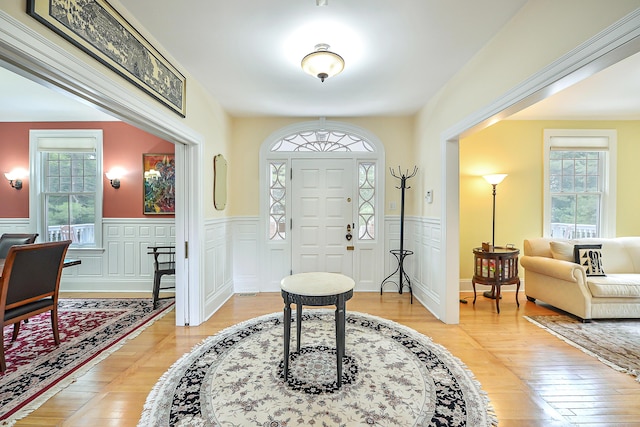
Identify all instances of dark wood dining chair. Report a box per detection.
[0,233,39,258]
[147,245,175,309]
[0,240,71,372]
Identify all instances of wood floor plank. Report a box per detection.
[9,291,640,426]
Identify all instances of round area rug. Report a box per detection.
[139,310,496,426]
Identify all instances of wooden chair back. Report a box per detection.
[148,245,176,275]
[147,245,176,309]
[0,240,71,372]
[2,240,70,307]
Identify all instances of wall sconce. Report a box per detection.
[4,168,28,190]
[105,167,126,189]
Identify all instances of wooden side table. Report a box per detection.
[472,247,520,313]
[280,272,355,388]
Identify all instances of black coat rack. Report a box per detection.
[380,166,417,303]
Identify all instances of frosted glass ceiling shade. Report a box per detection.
[301,44,344,82]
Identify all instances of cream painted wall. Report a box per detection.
[459,121,541,280]
[414,1,640,219]
[2,0,232,219]
[228,116,415,217]
[411,1,638,320]
[459,119,640,280]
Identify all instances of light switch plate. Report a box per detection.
[426,190,433,203]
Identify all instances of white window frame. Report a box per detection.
[543,129,616,238]
[29,129,104,249]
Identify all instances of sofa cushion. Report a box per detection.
[574,244,606,276]
[615,237,640,273]
[587,274,640,298]
[596,239,636,274]
[549,241,574,261]
[524,238,554,257]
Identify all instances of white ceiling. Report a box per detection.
[508,50,640,120]
[1,1,639,121]
[117,0,529,117]
[0,67,117,122]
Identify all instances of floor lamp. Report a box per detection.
[482,173,507,299]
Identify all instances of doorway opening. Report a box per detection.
[259,119,385,292]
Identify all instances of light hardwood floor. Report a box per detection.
[12,291,640,426]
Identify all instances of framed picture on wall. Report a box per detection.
[27,0,186,117]
[213,154,227,210]
[143,153,175,214]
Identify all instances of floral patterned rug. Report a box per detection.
[139,310,496,426]
[1,298,174,424]
[526,315,640,382]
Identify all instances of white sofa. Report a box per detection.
[520,237,640,320]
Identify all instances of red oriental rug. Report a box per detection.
[0,298,174,424]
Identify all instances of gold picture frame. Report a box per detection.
[27,0,186,117]
[143,153,175,214]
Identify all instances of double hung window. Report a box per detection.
[30,130,103,248]
[543,129,616,238]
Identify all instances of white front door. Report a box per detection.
[291,158,354,275]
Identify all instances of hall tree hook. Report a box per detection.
[389,165,418,189]
[381,165,417,302]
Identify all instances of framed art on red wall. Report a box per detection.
[143,153,175,214]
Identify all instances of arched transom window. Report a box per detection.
[271,130,374,152]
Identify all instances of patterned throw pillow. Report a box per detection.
[573,244,606,276]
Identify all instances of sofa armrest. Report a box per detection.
[520,255,586,283]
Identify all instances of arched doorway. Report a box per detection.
[259,119,386,292]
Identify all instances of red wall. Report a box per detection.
[0,122,174,219]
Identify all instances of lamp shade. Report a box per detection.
[301,44,344,82]
[105,167,126,180]
[483,173,507,185]
[4,168,28,181]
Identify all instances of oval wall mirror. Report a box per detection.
[213,154,227,210]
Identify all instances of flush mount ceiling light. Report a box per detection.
[301,43,344,82]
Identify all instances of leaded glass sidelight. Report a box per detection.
[269,162,287,240]
[358,162,375,240]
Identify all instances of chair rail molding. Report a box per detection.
[0,219,32,235]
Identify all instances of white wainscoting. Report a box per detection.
[1,217,444,305]
[202,218,234,318]
[231,215,442,298]
[384,216,441,308]
[64,218,177,292]
[0,218,235,308]
[232,217,263,293]
[0,218,177,292]
[0,219,33,235]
